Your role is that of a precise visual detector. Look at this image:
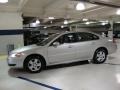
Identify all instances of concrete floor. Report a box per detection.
[0,42,120,90]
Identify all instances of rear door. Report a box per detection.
[75,32,100,60]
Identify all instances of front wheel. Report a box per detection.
[92,49,107,64]
[24,56,43,73]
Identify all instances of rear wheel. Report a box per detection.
[92,49,107,64]
[24,56,44,73]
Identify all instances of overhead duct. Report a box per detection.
[73,0,120,8]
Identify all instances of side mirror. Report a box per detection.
[53,42,60,47]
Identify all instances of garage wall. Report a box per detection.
[0,12,23,29]
[0,12,24,55]
[0,35,24,55]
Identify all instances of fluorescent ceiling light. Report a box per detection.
[35,19,40,24]
[100,20,109,23]
[116,21,120,23]
[83,18,88,21]
[44,26,47,29]
[0,0,8,3]
[50,21,52,24]
[61,25,64,28]
[85,22,90,25]
[31,20,40,27]
[116,9,120,15]
[31,23,37,27]
[76,2,85,11]
[48,17,55,20]
[64,20,68,25]
[101,22,107,25]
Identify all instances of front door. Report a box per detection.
[48,33,77,64]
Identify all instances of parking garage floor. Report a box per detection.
[1,42,120,90]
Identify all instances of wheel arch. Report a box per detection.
[95,47,108,55]
[23,54,46,69]
[92,47,108,64]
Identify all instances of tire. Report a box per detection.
[92,49,107,64]
[24,55,44,73]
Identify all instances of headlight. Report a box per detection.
[11,52,25,57]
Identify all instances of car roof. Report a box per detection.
[59,30,96,34]
[56,30,102,38]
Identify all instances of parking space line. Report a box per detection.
[17,76,62,90]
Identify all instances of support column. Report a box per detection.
[108,20,114,39]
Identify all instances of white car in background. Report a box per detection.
[7,31,117,73]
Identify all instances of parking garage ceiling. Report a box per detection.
[1,0,120,23]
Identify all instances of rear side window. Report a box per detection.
[76,32,99,42]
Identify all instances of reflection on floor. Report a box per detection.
[0,43,120,90]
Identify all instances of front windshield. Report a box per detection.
[37,34,59,46]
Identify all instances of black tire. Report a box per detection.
[92,49,107,64]
[24,55,44,73]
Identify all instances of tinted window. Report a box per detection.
[37,34,59,46]
[64,33,77,43]
[53,35,64,44]
[76,32,99,42]
[51,33,77,45]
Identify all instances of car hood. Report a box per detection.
[11,44,38,53]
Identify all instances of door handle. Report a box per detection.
[91,42,95,45]
[68,45,73,48]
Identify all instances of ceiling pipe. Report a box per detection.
[73,0,120,8]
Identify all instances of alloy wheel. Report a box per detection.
[28,58,41,72]
[96,51,106,62]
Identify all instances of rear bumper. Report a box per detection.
[108,43,117,54]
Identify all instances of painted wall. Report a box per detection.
[0,35,24,54]
[0,12,23,29]
[0,12,24,55]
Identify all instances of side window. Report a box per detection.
[86,33,99,40]
[51,33,77,45]
[54,35,64,44]
[64,33,77,43]
[50,35,64,46]
[76,32,99,42]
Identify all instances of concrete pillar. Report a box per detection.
[69,26,72,31]
[108,21,114,39]
[75,25,78,31]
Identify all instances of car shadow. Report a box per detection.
[8,60,89,77]
[44,60,89,70]
[108,56,116,60]
[104,63,120,66]
[8,59,120,79]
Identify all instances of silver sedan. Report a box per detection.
[7,31,117,73]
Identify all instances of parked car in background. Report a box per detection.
[7,31,117,73]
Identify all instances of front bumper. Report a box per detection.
[8,63,16,66]
[7,56,25,68]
